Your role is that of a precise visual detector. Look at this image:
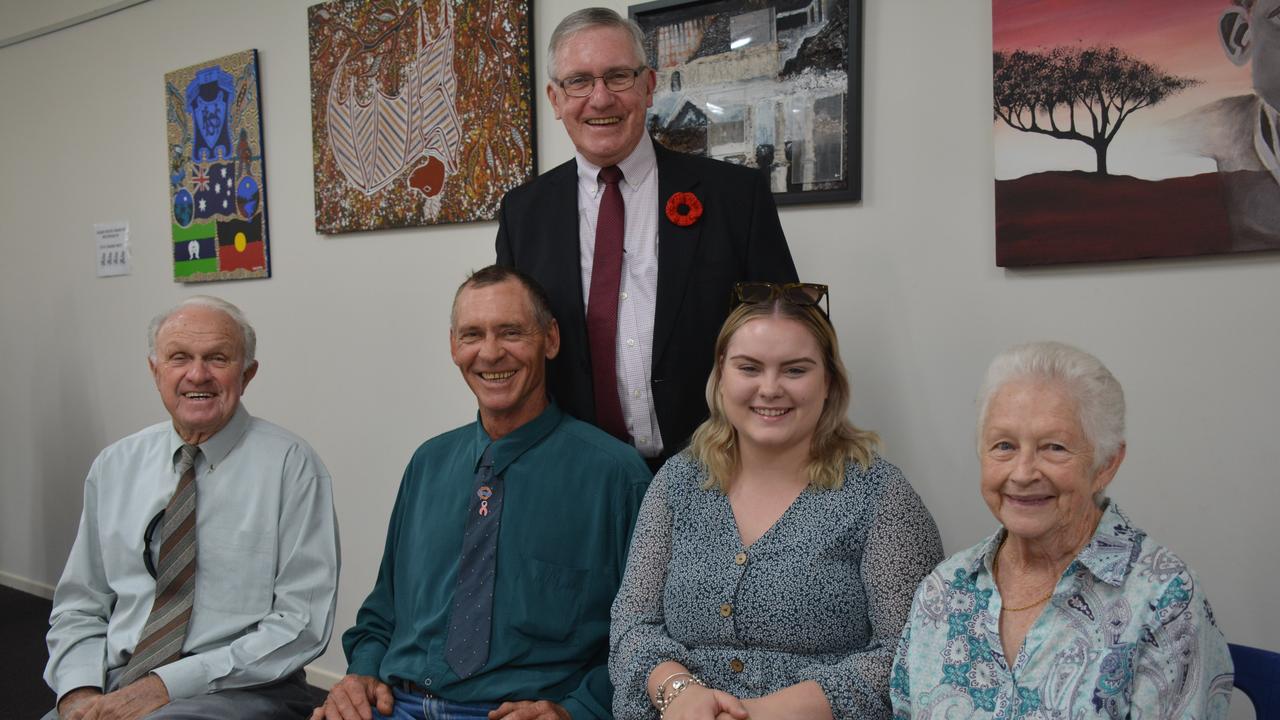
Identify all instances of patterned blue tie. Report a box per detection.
[444,444,503,678]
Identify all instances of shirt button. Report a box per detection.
[632,389,642,398]
[621,292,629,301]
[638,435,649,444]
[729,658,744,673]
[719,603,733,617]
[734,552,747,566]
[626,338,636,347]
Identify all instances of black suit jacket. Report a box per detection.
[495,143,797,460]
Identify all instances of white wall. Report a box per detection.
[2,0,1276,686]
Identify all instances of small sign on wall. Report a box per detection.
[95,222,131,278]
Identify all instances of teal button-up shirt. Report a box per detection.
[344,403,650,719]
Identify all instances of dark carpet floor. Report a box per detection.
[1,584,328,719]
[1,584,56,719]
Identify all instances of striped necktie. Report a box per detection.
[119,443,200,686]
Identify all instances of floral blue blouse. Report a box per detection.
[610,452,943,720]
[889,502,1234,719]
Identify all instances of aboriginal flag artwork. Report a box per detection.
[166,49,270,282]
[308,0,536,233]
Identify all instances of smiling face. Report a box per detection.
[547,25,656,168]
[149,305,257,445]
[450,279,560,439]
[718,316,829,458]
[980,379,1123,551]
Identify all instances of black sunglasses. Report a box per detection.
[731,282,830,317]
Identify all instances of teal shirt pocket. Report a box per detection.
[509,554,586,642]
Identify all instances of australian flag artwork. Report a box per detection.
[165,49,270,282]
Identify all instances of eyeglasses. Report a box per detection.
[732,281,830,316]
[555,68,645,97]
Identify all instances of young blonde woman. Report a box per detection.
[610,283,942,720]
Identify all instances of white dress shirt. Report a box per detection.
[44,404,339,701]
[575,135,663,458]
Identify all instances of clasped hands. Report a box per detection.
[57,675,170,720]
[660,683,773,720]
[311,674,571,720]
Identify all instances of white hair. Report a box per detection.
[547,7,647,81]
[977,341,1125,471]
[148,295,257,366]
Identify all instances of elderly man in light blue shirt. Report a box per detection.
[43,296,340,720]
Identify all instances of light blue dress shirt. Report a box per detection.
[44,404,340,702]
[890,502,1234,718]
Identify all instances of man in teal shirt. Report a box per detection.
[315,266,650,720]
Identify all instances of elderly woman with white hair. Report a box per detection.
[889,341,1234,718]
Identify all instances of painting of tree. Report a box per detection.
[993,47,1198,175]
[992,0,1270,267]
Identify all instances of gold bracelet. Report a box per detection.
[657,674,705,718]
[656,671,694,703]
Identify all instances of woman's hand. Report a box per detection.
[731,682,831,720]
[663,684,749,720]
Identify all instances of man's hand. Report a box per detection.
[58,686,103,719]
[311,674,394,720]
[489,700,571,720]
[67,674,170,720]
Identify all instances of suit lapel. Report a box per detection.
[549,160,591,374]
[653,145,703,366]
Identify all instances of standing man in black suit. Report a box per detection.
[496,7,797,470]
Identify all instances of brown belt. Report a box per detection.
[399,680,434,697]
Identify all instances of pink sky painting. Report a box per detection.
[993,0,1254,179]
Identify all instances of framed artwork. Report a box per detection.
[993,0,1280,266]
[629,0,862,205]
[308,0,536,234]
[165,49,270,282]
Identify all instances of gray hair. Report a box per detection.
[451,265,555,332]
[148,295,257,367]
[547,7,647,81]
[977,341,1125,471]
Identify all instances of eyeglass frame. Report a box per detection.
[142,509,165,579]
[730,281,831,318]
[553,67,647,98]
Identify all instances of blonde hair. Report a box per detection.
[689,300,879,491]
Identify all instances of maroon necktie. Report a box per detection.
[586,166,629,441]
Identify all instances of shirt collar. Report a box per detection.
[962,500,1143,588]
[575,134,657,197]
[469,402,565,477]
[167,403,251,470]
[1073,501,1145,586]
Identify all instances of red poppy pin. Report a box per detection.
[664,191,703,227]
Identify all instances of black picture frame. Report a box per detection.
[629,0,862,205]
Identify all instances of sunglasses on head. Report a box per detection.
[731,282,830,317]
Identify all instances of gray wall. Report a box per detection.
[2,0,1276,688]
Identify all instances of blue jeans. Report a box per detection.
[374,687,498,720]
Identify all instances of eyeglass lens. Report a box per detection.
[562,70,638,97]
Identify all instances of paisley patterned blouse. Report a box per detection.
[889,502,1234,719]
[610,452,943,720]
